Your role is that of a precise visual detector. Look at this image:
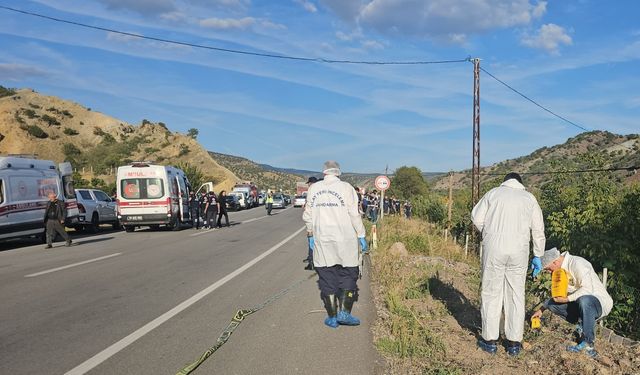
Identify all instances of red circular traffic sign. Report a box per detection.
[374,175,391,191]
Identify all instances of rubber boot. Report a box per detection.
[337,290,360,326]
[506,340,522,357]
[321,294,339,328]
[477,338,498,354]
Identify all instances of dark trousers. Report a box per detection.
[205,208,218,228]
[266,203,273,215]
[216,211,229,227]
[315,265,359,295]
[190,208,200,228]
[46,220,70,245]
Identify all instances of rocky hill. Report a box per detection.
[209,151,304,193]
[0,87,238,191]
[433,131,640,190]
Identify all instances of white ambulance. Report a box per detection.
[0,156,79,241]
[116,162,213,231]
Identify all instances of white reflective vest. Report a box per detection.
[303,175,366,267]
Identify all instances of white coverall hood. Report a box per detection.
[302,175,365,267]
[471,178,546,342]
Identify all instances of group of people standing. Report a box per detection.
[360,191,412,222]
[188,190,229,229]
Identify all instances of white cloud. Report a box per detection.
[97,0,175,16]
[0,63,48,80]
[361,39,384,50]
[259,20,287,30]
[521,23,572,54]
[199,17,256,29]
[294,0,318,13]
[321,0,547,42]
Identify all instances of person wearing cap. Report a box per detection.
[303,161,368,328]
[531,248,613,358]
[203,191,218,229]
[471,172,546,356]
[303,176,319,271]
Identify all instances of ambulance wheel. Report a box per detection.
[149,225,160,230]
[124,226,135,232]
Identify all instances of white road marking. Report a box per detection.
[25,253,122,278]
[64,226,306,375]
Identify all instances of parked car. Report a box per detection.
[229,191,249,209]
[258,193,265,205]
[224,195,241,211]
[293,195,306,207]
[75,188,119,232]
[272,193,287,209]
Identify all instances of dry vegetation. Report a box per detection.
[369,216,639,375]
[0,88,238,191]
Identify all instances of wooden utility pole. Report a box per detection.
[470,58,481,249]
[447,171,453,235]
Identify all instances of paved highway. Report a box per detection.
[0,206,382,375]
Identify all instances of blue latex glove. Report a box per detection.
[308,236,314,251]
[359,237,368,253]
[530,257,542,278]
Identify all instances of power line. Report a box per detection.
[0,5,469,66]
[480,165,638,176]
[479,66,589,132]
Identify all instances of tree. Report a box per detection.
[177,162,206,190]
[388,166,429,199]
[187,128,199,139]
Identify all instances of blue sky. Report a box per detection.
[0,0,638,173]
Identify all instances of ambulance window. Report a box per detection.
[121,178,164,199]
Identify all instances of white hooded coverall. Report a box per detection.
[471,179,545,342]
[302,175,365,267]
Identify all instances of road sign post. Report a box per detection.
[374,175,391,222]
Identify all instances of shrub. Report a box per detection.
[61,110,73,117]
[24,109,39,119]
[142,119,152,126]
[63,143,81,156]
[93,127,106,136]
[187,128,199,139]
[0,85,17,98]
[63,127,79,136]
[178,144,190,156]
[41,114,60,126]
[28,103,41,109]
[26,125,48,138]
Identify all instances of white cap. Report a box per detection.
[541,247,561,268]
[323,160,341,176]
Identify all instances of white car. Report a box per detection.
[293,195,306,207]
[75,188,119,232]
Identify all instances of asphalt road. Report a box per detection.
[0,206,383,375]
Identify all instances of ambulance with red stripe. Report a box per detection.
[0,156,79,241]
[116,162,197,232]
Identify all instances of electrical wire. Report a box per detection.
[0,5,469,66]
[478,66,589,132]
[480,165,638,176]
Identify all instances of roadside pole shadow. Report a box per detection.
[428,276,481,335]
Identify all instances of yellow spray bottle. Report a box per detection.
[551,269,569,298]
[531,316,541,329]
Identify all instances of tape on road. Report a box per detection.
[64,226,306,375]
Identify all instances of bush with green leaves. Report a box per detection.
[41,114,60,126]
[25,124,48,138]
[0,85,16,98]
[63,127,79,136]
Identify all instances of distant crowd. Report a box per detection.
[356,189,412,222]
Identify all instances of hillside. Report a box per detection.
[433,131,640,190]
[209,152,304,192]
[0,87,238,191]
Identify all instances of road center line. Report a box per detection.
[64,226,306,375]
[25,253,122,278]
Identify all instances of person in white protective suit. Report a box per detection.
[303,161,368,328]
[471,172,545,356]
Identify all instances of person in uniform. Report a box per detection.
[188,191,201,229]
[265,191,274,216]
[203,191,218,229]
[303,161,367,328]
[216,190,230,228]
[44,192,72,248]
[303,176,318,270]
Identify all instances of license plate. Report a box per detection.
[127,216,143,221]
